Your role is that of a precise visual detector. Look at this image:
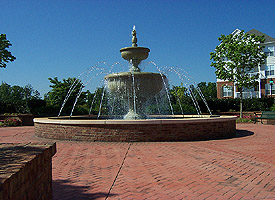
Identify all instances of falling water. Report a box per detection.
[131,72,137,117]
[58,60,213,119]
[164,65,206,115]
[174,88,184,115]
[58,62,123,117]
[89,91,97,116]
[195,87,212,115]
[154,96,161,115]
[97,85,107,119]
[149,61,175,115]
[70,67,109,117]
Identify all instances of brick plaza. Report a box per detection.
[0,124,274,199]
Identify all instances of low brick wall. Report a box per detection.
[34,117,236,142]
[0,143,56,200]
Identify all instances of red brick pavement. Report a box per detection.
[0,124,274,200]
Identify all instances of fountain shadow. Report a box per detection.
[202,129,254,141]
[234,129,254,138]
[169,129,255,143]
[53,179,118,200]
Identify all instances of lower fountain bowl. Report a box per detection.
[34,115,237,142]
[105,72,165,98]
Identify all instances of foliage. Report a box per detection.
[26,99,46,115]
[168,82,217,115]
[2,77,272,117]
[0,34,16,68]
[169,85,196,114]
[236,115,254,123]
[88,87,109,115]
[0,82,40,114]
[210,30,266,117]
[197,82,217,100]
[0,79,108,116]
[242,97,274,111]
[0,118,22,127]
[44,77,89,115]
[200,97,274,113]
[271,100,275,111]
[210,30,266,88]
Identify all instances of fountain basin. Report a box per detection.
[105,72,166,119]
[105,72,164,98]
[120,47,150,61]
[34,116,237,142]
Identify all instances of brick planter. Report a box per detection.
[0,143,56,200]
[34,116,237,142]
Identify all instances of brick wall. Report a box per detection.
[35,118,236,142]
[0,143,56,200]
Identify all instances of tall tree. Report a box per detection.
[44,77,87,115]
[0,34,16,68]
[210,30,266,117]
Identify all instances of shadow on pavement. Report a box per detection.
[53,179,118,200]
[235,129,254,138]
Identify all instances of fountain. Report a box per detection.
[34,27,236,142]
[105,27,165,119]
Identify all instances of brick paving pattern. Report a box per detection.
[0,124,274,199]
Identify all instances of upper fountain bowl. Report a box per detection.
[120,47,150,62]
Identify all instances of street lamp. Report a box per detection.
[270,78,274,96]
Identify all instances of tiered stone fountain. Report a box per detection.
[105,27,164,119]
[34,27,237,142]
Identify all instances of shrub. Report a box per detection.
[271,100,275,111]
[0,118,22,127]
[235,114,254,123]
[199,97,275,113]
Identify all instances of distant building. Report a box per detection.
[217,29,275,99]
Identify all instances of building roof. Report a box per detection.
[246,29,275,43]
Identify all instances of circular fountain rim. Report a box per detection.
[34,115,237,125]
[104,71,165,79]
[120,46,150,52]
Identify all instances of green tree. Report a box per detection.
[0,82,40,113]
[88,87,109,116]
[210,30,266,117]
[44,77,88,115]
[0,34,16,68]
[197,82,217,100]
[170,85,196,114]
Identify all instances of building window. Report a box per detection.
[265,65,275,76]
[265,84,275,96]
[222,86,233,97]
[264,46,274,57]
[265,52,274,56]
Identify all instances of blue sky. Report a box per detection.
[1,0,275,97]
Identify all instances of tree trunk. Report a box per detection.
[240,89,243,118]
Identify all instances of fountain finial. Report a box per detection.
[132,25,137,47]
[120,26,150,72]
